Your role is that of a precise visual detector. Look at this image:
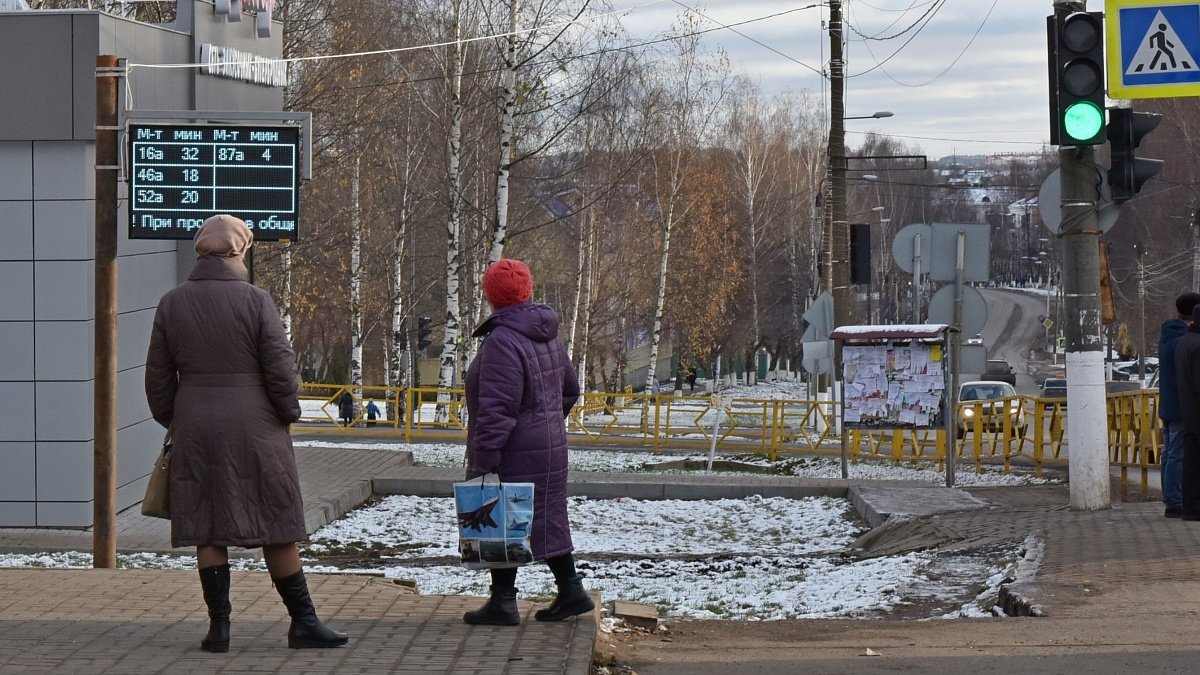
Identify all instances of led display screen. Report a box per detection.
[128,123,301,241]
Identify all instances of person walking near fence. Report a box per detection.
[145,215,348,652]
[337,390,355,427]
[1158,292,1200,518]
[461,258,594,625]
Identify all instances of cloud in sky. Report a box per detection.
[609,0,1057,159]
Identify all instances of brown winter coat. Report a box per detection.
[144,256,307,548]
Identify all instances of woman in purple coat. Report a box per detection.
[462,259,593,625]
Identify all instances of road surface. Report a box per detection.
[977,288,1053,395]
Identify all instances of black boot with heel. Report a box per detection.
[463,567,520,625]
[272,570,349,649]
[536,554,595,622]
[198,564,231,653]
[462,585,521,625]
[534,574,594,621]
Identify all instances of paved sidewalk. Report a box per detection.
[1,439,1193,674]
[0,444,596,674]
[0,568,596,674]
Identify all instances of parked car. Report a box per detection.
[1041,378,1068,409]
[981,359,1017,385]
[957,380,1025,438]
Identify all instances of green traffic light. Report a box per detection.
[1063,101,1104,141]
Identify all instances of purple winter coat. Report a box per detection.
[465,301,581,560]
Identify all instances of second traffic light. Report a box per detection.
[1048,11,1106,145]
[1107,107,1164,203]
[417,316,432,351]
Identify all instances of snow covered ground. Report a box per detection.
[0,381,1041,620]
[0,495,1019,621]
[296,493,1018,620]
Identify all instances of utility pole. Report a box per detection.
[93,55,122,567]
[1056,0,1109,511]
[1192,207,1200,292]
[827,0,849,328]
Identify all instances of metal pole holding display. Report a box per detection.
[93,55,122,568]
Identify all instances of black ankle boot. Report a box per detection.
[198,564,231,653]
[534,574,594,621]
[463,586,520,625]
[272,570,349,649]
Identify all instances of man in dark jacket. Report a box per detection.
[1174,303,1200,520]
[1158,292,1200,517]
[462,259,592,626]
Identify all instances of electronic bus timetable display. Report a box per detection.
[128,123,301,241]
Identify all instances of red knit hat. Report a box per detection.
[483,259,533,309]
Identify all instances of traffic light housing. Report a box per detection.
[1048,11,1106,145]
[417,316,432,352]
[1107,107,1163,203]
[849,223,871,285]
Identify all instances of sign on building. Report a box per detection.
[128,123,301,241]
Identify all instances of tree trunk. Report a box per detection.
[280,242,292,343]
[577,209,595,388]
[490,0,519,264]
[349,142,363,392]
[567,214,585,362]
[437,0,466,418]
[644,203,674,393]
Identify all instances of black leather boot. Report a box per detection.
[463,586,520,625]
[272,570,349,649]
[198,564,231,653]
[534,574,594,621]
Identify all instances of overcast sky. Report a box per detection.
[608,0,1058,160]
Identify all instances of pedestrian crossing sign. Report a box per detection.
[1107,0,1200,98]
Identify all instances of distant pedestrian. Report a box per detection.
[366,400,380,426]
[145,214,347,652]
[337,390,354,427]
[1158,292,1200,518]
[461,259,593,625]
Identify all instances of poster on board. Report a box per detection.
[841,343,945,429]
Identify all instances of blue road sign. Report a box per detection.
[1108,0,1200,98]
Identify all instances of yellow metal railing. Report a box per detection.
[295,383,1163,497]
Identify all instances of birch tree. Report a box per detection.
[437,0,467,407]
[726,80,788,358]
[641,19,730,393]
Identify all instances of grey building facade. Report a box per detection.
[0,1,283,526]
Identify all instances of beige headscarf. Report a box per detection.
[194,214,254,259]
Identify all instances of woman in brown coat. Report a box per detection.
[144,215,347,652]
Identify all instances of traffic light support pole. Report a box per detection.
[1059,141,1110,511]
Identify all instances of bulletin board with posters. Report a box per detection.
[829,324,951,430]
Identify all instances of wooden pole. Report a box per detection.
[93,55,121,568]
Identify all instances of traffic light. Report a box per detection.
[849,223,871,285]
[1048,11,1106,145]
[417,316,432,352]
[1107,107,1163,203]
